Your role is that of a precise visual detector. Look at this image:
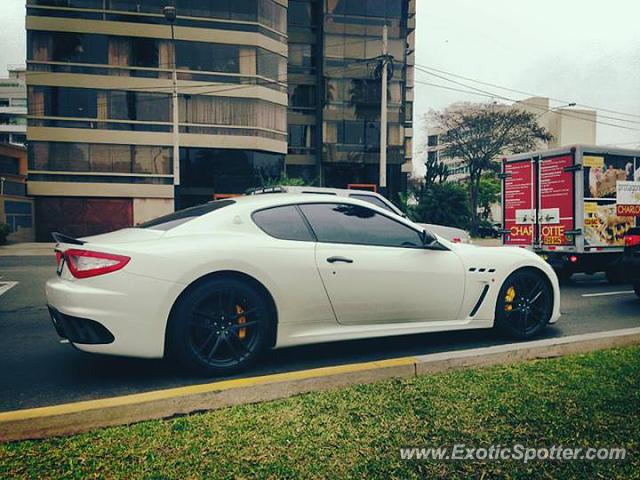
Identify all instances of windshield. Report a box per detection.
[137,200,235,231]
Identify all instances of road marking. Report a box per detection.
[0,281,18,297]
[582,290,634,298]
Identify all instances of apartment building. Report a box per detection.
[0,67,27,146]
[27,0,414,240]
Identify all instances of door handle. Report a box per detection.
[326,256,354,264]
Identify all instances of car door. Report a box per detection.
[298,202,466,326]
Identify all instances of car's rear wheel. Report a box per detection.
[168,277,271,375]
[495,269,553,340]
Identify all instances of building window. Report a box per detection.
[28,141,172,175]
[179,147,284,194]
[10,98,27,107]
[11,134,26,145]
[175,41,240,74]
[288,124,314,154]
[288,44,315,73]
[0,155,20,175]
[288,85,315,112]
[31,86,98,118]
[107,91,171,122]
[288,0,314,33]
[427,135,439,147]
[41,32,108,64]
[337,120,380,148]
[328,0,403,18]
[258,0,286,33]
[257,51,285,80]
[4,200,32,233]
[180,95,286,132]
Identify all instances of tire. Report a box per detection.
[167,277,272,376]
[495,269,554,340]
[555,268,572,284]
[605,267,626,285]
[634,283,640,299]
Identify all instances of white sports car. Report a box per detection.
[47,194,560,375]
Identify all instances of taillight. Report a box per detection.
[625,235,640,247]
[55,250,63,266]
[63,249,130,279]
[452,237,461,243]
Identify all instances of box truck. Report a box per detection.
[501,145,640,282]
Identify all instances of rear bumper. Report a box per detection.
[48,306,115,344]
[543,252,622,274]
[45,271,184,359]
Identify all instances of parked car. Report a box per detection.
[247,186,472,244]
[48,194,560,375]
[623,227,640,298]
[477,222,502,239]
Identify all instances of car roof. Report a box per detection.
[247,185,381,197]
[247,186,405,215]
[227,192,386,210]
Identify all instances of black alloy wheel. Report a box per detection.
[169,277,271,375]
[495,269,553,340]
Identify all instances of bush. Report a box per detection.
[412,182,470,230]
[0,223,10,245]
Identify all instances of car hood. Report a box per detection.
[448,241,541,264]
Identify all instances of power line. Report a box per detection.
[414,66,640,133]
[414,64,640,126]
[414,63,640,120]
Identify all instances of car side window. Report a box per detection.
[348,193,395,213]
[252,205,314,241]
[298,203,423,248]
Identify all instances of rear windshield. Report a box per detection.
[137,200,235,231]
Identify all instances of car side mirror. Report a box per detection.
[420,229,449,250]
[420,229,437,247]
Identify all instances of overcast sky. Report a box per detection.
[2,0,639,175]
[413,0,640,172]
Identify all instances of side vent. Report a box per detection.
[468,267,496,273]
[469,285,490,317]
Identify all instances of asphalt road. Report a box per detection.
[1,255,638,413]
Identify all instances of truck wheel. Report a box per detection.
[605,267,626,285]
[555,268,572,284]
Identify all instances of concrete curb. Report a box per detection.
[2,327,640,442]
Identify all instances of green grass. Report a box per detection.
[1,347,639,479]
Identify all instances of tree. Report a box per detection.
[477,175,501,221]
[263,174,307,187]
[431,103,551,233]
[424,154,449,186]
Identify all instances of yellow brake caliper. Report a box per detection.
[504,286,516,312]
[235,305,247,339]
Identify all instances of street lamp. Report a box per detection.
[163,5,180,205]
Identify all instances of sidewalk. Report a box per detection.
[471,238,501,247]
[0,242,55,256]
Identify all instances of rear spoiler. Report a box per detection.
[51,232,86,246]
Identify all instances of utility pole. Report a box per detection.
[163,6,180,207]
[378,25,388,198]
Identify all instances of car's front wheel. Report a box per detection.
[168,277,272,376]
[495,269,553,340]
